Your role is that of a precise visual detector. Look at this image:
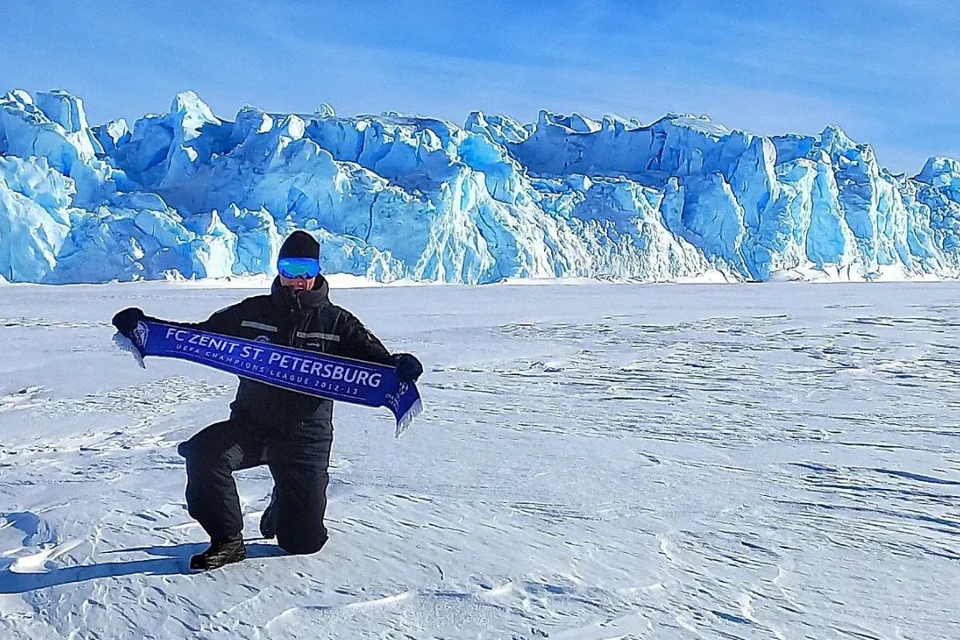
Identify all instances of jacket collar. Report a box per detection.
[270,275,330,309]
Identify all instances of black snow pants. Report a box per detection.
[177,416,333,555]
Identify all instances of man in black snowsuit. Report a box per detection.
[112,230,423,571]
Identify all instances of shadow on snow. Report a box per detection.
[0,541,284,594]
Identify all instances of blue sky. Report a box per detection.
[2,0,958,173]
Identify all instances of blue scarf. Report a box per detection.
[114,319,422,435]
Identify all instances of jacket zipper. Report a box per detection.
[288,294,302,346]
[288,294,314,348]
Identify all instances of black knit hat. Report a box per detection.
[279,230,320,260]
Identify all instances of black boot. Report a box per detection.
[260,488,279,540]
[189,534,246,571]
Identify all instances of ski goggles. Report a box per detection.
[278,257,321,279]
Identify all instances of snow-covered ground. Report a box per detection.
[1,281,958,639]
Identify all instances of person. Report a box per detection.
[112,230,423,571]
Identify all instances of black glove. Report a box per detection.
[394,353,423,383]
[112,307,146,337]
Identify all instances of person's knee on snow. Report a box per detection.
[277,528,328,555]
[269,486,330,555]
[269,477,330,555]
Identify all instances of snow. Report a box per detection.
[1,280,958,638]
[3,89,960,284]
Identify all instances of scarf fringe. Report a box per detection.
[113,332,146,369]
[395,398,423,437]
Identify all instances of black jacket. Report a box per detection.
[180,276,394,427]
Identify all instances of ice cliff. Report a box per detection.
[2,89,959,284]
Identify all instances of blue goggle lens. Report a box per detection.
[278,257,320,279]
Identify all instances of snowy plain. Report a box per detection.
[0,279,958,639]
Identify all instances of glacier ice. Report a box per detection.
[1,88,959,284]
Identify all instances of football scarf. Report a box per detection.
[115,320,422,435]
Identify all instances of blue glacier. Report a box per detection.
[2,88,960,284]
